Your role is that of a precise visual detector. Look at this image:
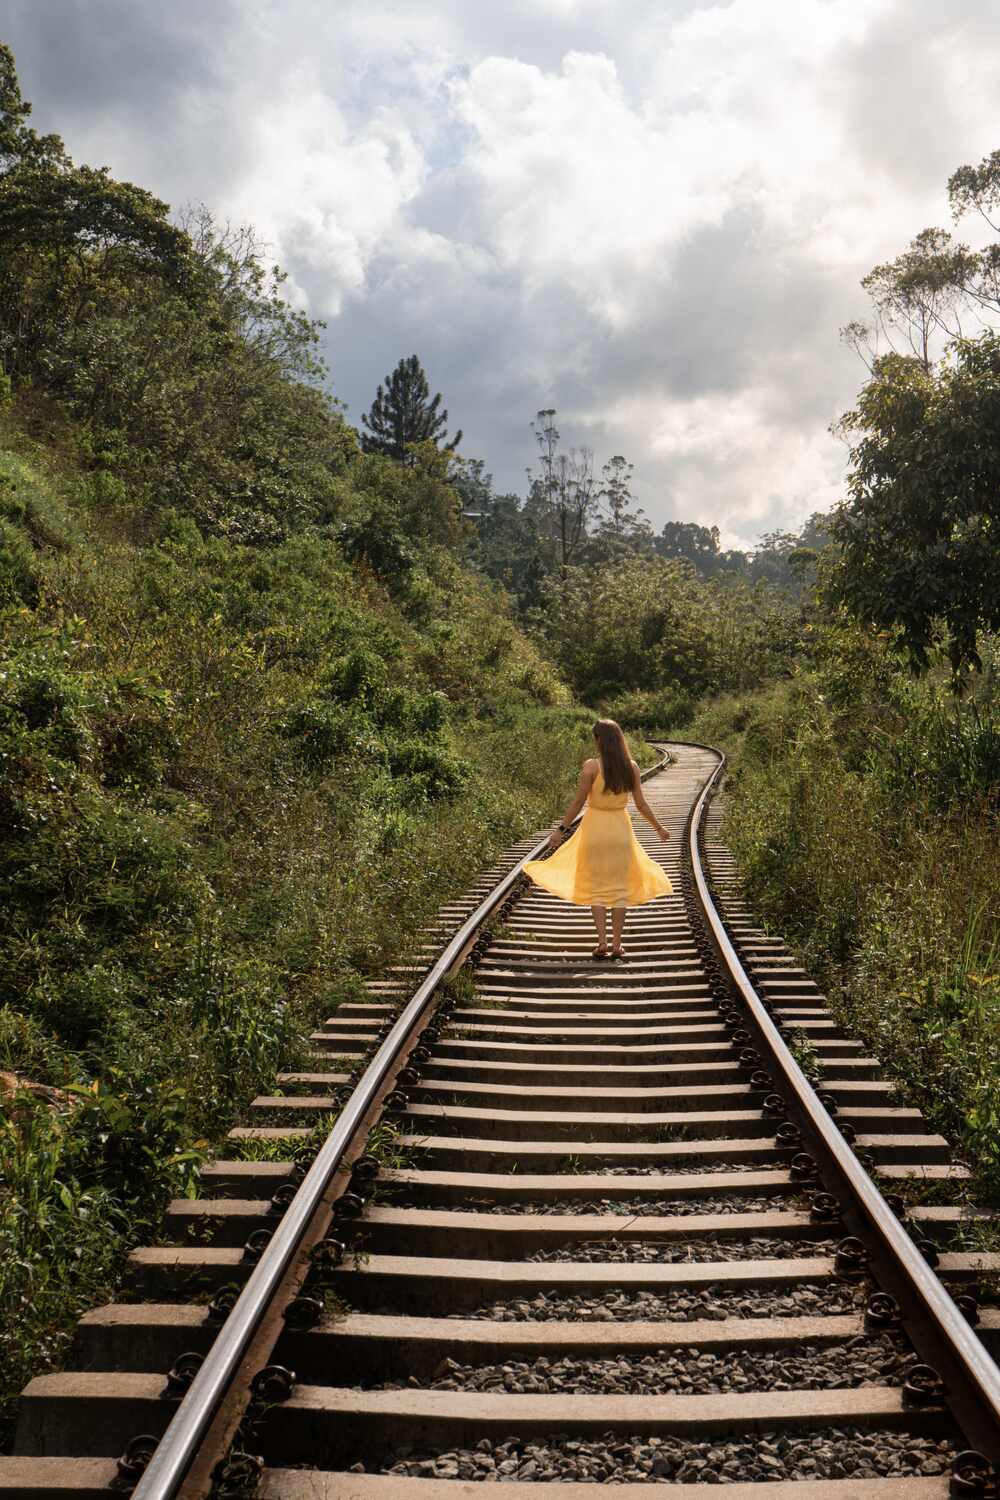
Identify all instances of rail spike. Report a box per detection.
[241,1228,273,1265]
[833,1235,869,1280]
[283,1295,324,1329]
[915,1235,942,1267]
[212,1452,265,1497]
[250,1365,296,1403]
[335,1190,368,1218]
[951,1450,1000,1497]
[901,1363,947,1408]
[115,1434,160,1490]
[163,1352,205,1399]
[310,1236,346,1274]
[268,1182,298,1216]
[956,1293,981,1325]
[809,1192,843,1227]
[206,1287,240,1325]
[865,1291,903,1330]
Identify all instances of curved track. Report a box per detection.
[4,743,1000,1498]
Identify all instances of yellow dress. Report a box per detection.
[524,767,673,907]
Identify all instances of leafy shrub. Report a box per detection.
[696,637,1000,1201]
[540,556,801,703]
[0,519,40,606]
[0,1091,127,1450]
[338,499,415,585]
[95,679,180,790]
[388,739,471,801]
[604,686,697,733]
[280,701,387,769]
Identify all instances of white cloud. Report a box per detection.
[7,0,1000,541]
[223,80,428,312]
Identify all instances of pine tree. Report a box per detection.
[360,354,461,462]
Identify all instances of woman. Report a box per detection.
[524,719,672,960]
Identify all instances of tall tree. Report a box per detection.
[360,355,461,462]
[831,336,1000,676]
[656,521,725,573]
[842,228,973,373]
[832,143,1000,674]
[0,44,194,389]
[459,461,550,611]
[600,455,634,535]
[526,409,600,576]
[587,454,652,559]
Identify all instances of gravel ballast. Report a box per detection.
[526,1235,838,1264]
[396,1334,914,1396]
[461,1282,867,1323]
[376,1192,804,1217]
[598,1161,780,1177]
[379,1428,956,1483]
[490,1194,805,1218]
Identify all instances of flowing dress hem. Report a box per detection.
[521,867,672,908]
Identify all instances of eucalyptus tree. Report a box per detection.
[526,408,601,576]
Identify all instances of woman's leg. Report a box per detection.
[591,905,607,954]
[611,904,627,955]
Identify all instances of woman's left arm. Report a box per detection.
[631,762,670,839]
[547,761,597,848]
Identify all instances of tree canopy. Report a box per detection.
[833,143,1000,676]
[831,336,1000,675]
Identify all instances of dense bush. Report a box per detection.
[0,418,587,1446]
[681,630,1000,1200]
[538,556,802,707]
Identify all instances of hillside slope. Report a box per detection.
[0,411,593,1442]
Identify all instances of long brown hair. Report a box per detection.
[593,718,633,794]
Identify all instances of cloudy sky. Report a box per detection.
[6,1,1000,546]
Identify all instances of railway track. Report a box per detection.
[5,741,1000,1497]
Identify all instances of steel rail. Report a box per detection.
[132,751,669,1499]
[688,746,1000,1465]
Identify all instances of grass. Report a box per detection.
[785,1027,822,1087]
[364,1119,420,1172]
[0,1093,126,1448]
[678,655,1000,1206]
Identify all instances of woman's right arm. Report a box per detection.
[631,762,670,840]
[547,760,597,848]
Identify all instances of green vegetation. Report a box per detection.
[682,629,1000,1201]
[0,46,592,1446]
[0,413,593,1444]
[464,409,831,613]
[832,335,1000,676]
[538,554,802,721]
